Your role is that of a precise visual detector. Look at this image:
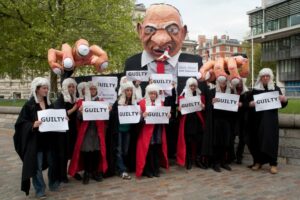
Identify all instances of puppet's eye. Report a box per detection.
[166,24,179,35]
[144,26,156,34]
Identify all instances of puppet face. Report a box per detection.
[138,4,187,59]
[149,91,158,101]
[81,88,86,96]
[90,86,98,97]
[125,88,133,98]
[189,84,197,92]
[260,75,270,86]
[219,80,227,89]
[68,84,76,95]
[36,85,49,98]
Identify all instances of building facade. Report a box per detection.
[247,0,300,96]
[198,35,243,63]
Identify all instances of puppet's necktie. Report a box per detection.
[156,61,165,74]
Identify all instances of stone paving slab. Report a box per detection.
[1,128,300,200]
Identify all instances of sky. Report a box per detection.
[135,0,262,41]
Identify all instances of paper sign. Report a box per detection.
[145,106,171,124]
[150,74,173,90]
[213,92,240,112]
[254,91,282,112]
[180,96,202,115]
[37,109,68,132]
[92,76,118,103]
[118,105,141,124]
[82,101,109,121]
[178,62,199,77]
[126,70,149,82]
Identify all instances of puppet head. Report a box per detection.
[84,81,99,101]
[215,78,231,94]
[137,4,187,60]
[30,77,51,105]
[145,83,161,105]
[62,78,77,103]
[232,78,248,95]
[254,68,275,90]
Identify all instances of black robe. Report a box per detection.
[53,94,78,180]
[247,86,288,164]
[13,97,55,195]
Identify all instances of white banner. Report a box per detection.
[126,70,149,82]
[150,74,173,90]
[180,96,202,115]
[118,105,141,124]
[145,106,171,124]
[213,92,240,112]
[37,109,69,132]
[178,62,199,77]
[254,91,282,112]
[82,101,109,121]
[92,76,118,103]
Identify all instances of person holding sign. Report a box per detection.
[111,81,139,180]
[247,68,288,174]
[14,77,60,198]
[77,81,87,100]
[209,78,235,172]
[69,82,109,184]
[177,78,206,170]
[136,84,170,178]
[53,78,78,183]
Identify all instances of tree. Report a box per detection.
[242,41,276,87]
[0,0,142,91]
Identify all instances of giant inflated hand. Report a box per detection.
[48,39,108,75]
[198,56,249,86]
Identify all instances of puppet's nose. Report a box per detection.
[151,30,172,47]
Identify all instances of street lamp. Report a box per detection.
[251,29,254,89]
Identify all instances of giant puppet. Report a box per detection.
[48,39,108,76]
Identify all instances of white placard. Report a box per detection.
[150,74,173,90]
[126,70,149,82]
[213,92,240,112]
[118,105,141,124]
[82,101,109,121]
[178,62,199,77]
[145,106,171,124]
[253,91,282,112]
[179,96,202,115]
[92,76,118,103]
[37,109,69,132]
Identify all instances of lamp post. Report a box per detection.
[251,29,254,89]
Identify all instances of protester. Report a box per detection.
[14,77,60,198]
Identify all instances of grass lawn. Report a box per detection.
[279,98,300,114]
[0,99,27,107]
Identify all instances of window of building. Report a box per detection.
[226,46,230,51]
[291,34,300,47]
[265,20,278,32]
[216,46,220,53]
[233,47,238,53]
[279,17,289,29]
[290,14,300,26]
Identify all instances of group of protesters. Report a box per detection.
[13,67,288,199]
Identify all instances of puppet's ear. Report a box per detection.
[182,25,187,39]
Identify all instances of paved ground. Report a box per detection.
[1,128,300,200]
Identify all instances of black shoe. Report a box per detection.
[153,170,160,177]
[74,173,82,181]
[186,158,192,170]
[236,158,242,165]
[92,172,103,182]
[62,176,69,183]
[195,160,208,169]
[212,164,221,172]
[221,164,232,171]
[82,172,90,185]
[144,171,153,178]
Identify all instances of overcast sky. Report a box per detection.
[136,0,262,41]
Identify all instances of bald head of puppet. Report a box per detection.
[137,4,187,60]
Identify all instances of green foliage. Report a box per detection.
[242,41,276,87]
[0,0,142,79]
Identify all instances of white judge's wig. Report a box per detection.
[254,68,275,90]
[181,77,201,97]
[118,81,137,105]
[30,77,51,105]
[145,83,161,106]
[215,78,231,94]
[61,78,77,103]
[232,78,249,95]
[84,81,99,101]
[118,76,128,96]
[77,82,87,99]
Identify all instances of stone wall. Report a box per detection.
[1,107,299,165]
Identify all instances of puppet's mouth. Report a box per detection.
[152,47,171,56]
